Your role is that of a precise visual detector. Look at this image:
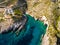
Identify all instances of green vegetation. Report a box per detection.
[56,16,60,38]
[0,13,5,22]
[14,8,22,16]
[12,8,23,22]
[0,17,5,22]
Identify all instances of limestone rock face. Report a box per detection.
[26,0,59,45]
[0,0,27,33]
[0,0,60,45]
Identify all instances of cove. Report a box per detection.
[0,14,47,45]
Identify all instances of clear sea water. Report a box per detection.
[0,14,47,45]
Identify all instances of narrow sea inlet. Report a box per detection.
[0,14,47,45]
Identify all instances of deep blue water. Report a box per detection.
[0,14,47,45]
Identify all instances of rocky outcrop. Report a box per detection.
[26,0,59,45]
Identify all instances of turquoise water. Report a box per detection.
[0,14,47,45]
